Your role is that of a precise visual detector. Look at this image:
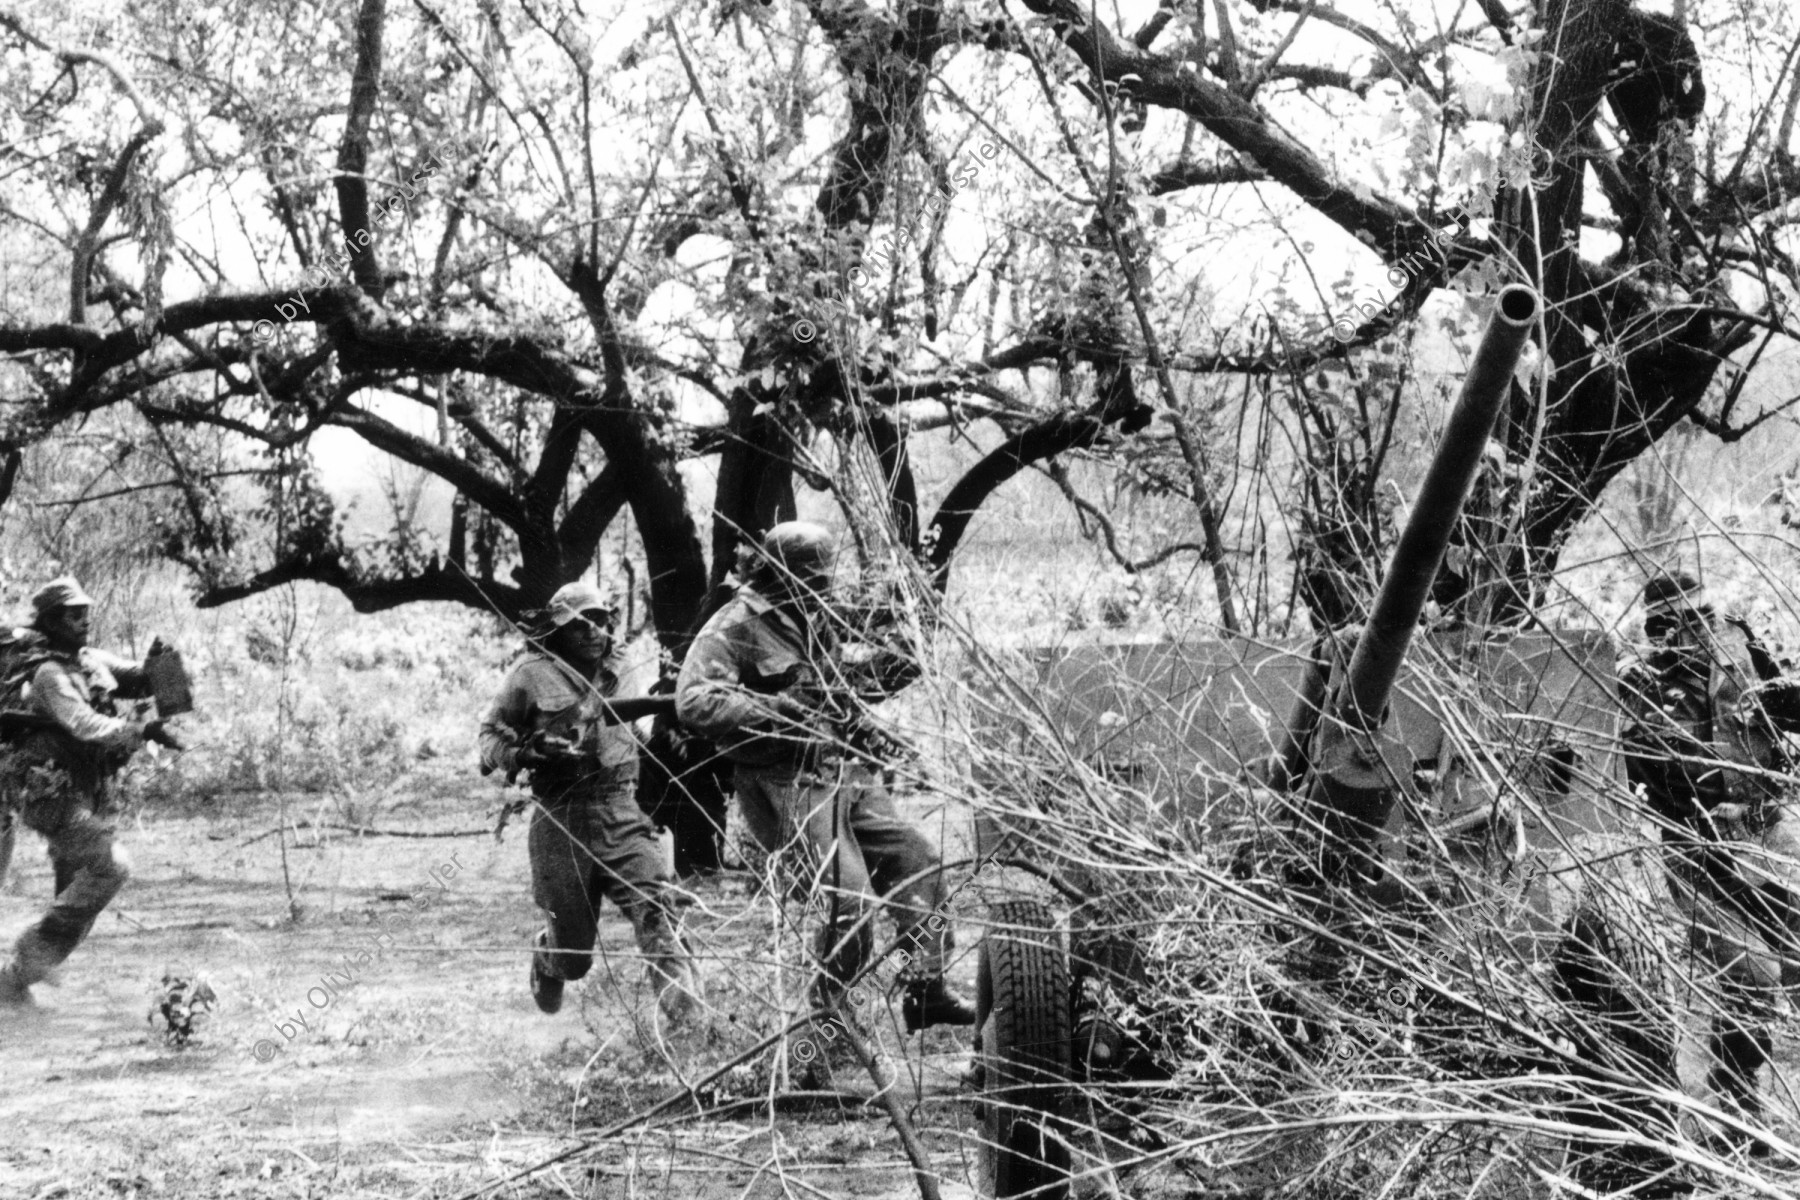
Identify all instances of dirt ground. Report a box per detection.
[0,768,990,1200]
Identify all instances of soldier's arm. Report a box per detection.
[1753,680,1800,733]
[1743,650,1800,733]
[30,660,146,752]
[477,671,534,776]
[1718,615,1800,729]
[675,623,777,737]
[81,648,153,699]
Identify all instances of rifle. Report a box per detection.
[0,704,183,750]
[594,695,676,724]
[741,663,908,763]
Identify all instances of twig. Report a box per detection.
[443,1009,860,1200]
[823,1006,943,1200]
[320,822,491,839]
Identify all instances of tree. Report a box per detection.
[0,0,1795,648]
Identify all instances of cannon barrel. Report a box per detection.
[1302,284,1541,890]
[1337,283,1541,734]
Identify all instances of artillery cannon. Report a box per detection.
[1283,282,1539,914]
[959,286,1656,1199]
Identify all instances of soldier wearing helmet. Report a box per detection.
[0,575,180,1006]
[1617,570,1800,1146]
[676,521,976,1039]
[479,580,700,1023]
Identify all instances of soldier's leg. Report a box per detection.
[528,790,602,984]
[844,771,975,1029]
[844,770,951,981]
[1683,881,1780,1124]
[11,801,129,986]
[732,766,787,856]
[1749,816,1800,989]
[1551,894,1683,1194]
[1707,956,1776,1133]
[0,806,15,892]
[785,764,877,994]
[587,774,701,1023]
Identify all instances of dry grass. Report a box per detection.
[9,426,1800,1197]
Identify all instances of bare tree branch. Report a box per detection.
[336,0,388,298]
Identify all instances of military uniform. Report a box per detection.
[0,580,161,1002]
[479,597,696,1022]
[676,523,972,1031]
[1617,573,1800,1130]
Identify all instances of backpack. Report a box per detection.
[0,627,58,741]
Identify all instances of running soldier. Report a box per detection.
[676,521,975,1032]
[479,581,700,1024]
[0,576,180,1006]
[1618,571,1800,1149]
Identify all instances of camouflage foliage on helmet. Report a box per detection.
[751,521,836,595]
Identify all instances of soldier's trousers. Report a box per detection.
[733,758,952,989]
[1667,813,1800,1116]
[527,766,695,1017]
[10,780,130,984]
[1670,817,1800,992]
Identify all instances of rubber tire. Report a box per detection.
[975,900,1071,1200]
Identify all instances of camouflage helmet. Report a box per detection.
[544,580,617,627]
[756,521,836,592]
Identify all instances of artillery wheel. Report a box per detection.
[974,900,1071,1200]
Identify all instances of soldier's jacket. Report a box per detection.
[478,650,640,789]
[1618,636,1800,844]
[677,585,901,768]
[2,639,153,805]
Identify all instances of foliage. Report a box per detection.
[0,0,1788,648]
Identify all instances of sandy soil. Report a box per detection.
[0,772,988,1200]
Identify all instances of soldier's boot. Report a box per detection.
[0,962,32,1007]
[632,899,701,1027]
[12,928,61,987]
[529,931,564,1015]
[0,926,60,1007]
[903,977,977,1033]
[648,953,702,1026]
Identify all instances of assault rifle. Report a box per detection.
[742,662,907,764]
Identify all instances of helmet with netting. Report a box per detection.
[752,521,836,595]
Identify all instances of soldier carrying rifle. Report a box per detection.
[676,521,975,1034]
[0,576,186,1007]
[478,581,700,1024]
[1618,571,1800,1151]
